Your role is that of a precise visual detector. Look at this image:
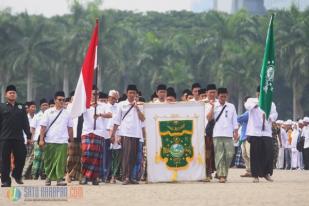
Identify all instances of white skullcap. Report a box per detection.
[108,90,119,98]
[284,119,293,125]
[303,117,309,123]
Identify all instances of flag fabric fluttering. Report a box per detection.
[70,20,99,118]
[259,14,275,119]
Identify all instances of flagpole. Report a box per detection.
[94,64,99,130]
[94,18,99,130]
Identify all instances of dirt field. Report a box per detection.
[1,169,309,206]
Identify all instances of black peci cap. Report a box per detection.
[127,84,138,92]
[206,84,217,91]
[156,84,167,91]
[54,91,65,98]
[191,83,201,90]
[5,85,17,93]
[40,98,48,105]
[217,87,228,95]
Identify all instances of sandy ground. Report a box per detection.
[1,169,309,206]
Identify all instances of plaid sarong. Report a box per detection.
[235,146,245,167]
[81,133,102,180]
[67,139,82,180]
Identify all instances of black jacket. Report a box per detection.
[0,102,31,141]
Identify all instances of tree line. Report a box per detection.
[0,1,308,120]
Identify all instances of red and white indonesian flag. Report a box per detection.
[70,20,99,118]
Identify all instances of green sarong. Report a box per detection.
[31,142,45,178]
[44,143,68,181]
[213,137,234,177]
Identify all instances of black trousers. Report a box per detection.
[303,148,309,170]
[249,136,273,178]
[1,140,27,184]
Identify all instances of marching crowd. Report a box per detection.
[0,83,308,187]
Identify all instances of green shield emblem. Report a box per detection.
[159,120,194,170]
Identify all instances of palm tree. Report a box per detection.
[277,7,309,119]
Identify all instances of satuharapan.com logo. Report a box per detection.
[6,186,83,201]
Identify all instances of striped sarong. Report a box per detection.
[81,133,102,180]
[67,139,82,180]
[44,143,68,181]
[205,136,216,176]
[121,136,139,180]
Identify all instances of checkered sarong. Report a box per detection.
[81,133,102,180]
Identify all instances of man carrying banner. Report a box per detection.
[205,84,218,182]
[111,84,145,185]
[209,88,238,183]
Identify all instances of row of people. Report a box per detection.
[4,82,301,186]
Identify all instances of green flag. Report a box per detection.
[259,14,275,119]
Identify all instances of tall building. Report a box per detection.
[213,0,266,14]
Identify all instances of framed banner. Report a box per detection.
[144,102,205,183]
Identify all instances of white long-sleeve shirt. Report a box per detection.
[245,97,278,138]
[113,100,143,138]
[280,128,288,148]
[82,104,111,138]
[302,126,309,149]
[213,102,238,138]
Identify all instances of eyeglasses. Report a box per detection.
[57,98,65,102]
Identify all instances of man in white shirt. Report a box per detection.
[284,120,293,170]
[22,101,37,179]
[302,117,309,170]
[291,122,300,169]
[30,98,49,179]
[245,86,278,183]
[66,91,84,182]
[107,90,121,183]
[80,88,112,185]
[111,84,145,185]
[99,91,117,183]
[205,83,217,182]
[275,120,285,169]
[166,87,177,103]
[154,84,167,103]
[208,88,238,183]
[39,91,73,186]
[190,82,201,102]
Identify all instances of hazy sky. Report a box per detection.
[1,0,308,17]
[0,0,205,17]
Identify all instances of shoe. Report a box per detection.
[219,177,226,183]
[66,174,72,183]
[1,182,11,187]
[204,176,211,182]
[79,177,88,185]
[240,173,252,178]
[214,173,219,179]
[45,178,51,186]
[110,177,116,184]
[14,178,24,185]
[56,180,67,186]
[253,178,259,183]
[92,179,99,185]
[122,179,130,185]
[264,175,274,182]
[130,179,139,184]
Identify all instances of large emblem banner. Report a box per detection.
[144,102,205,182]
